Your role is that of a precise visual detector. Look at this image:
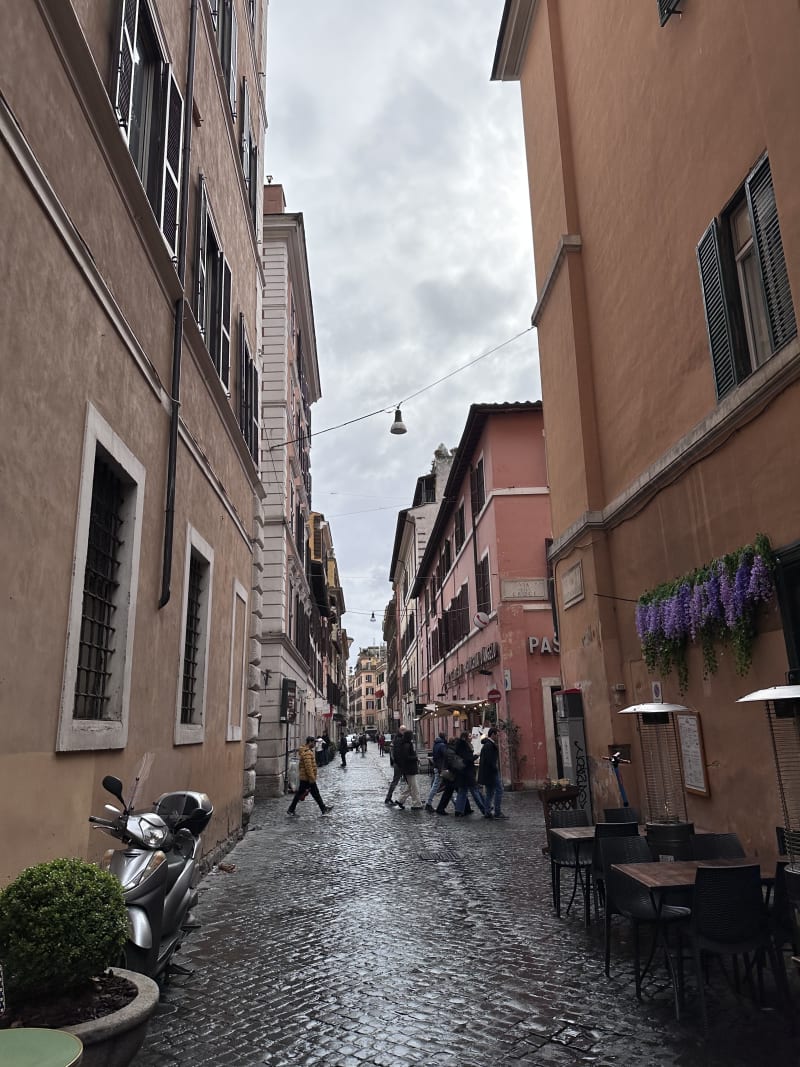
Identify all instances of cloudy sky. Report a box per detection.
[264,0,540,656]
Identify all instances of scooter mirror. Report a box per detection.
[105,803,122,815]
[102,775,125,805]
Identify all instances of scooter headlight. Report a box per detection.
[129,813,170,849]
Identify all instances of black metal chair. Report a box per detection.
[549,809,591,919]
[591,821,639,916]
[604,806,640,823]
[690,833,746,860]
[601,835,690,1004]
[646,821,695,861]
[688,863,792,1032]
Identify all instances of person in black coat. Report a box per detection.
[394,729,423,809]
[338,733,348,768]
[478,727,507,818]
[384,730,406,804]
[453,731,486,816]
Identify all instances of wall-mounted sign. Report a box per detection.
[280,678,297,723]
[561,560,584,608]
[444,642,499,687]
[501,578,548,601]
[487,688,502,702]
[528,635,560,655]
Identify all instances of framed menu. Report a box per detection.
[675,711,710,797]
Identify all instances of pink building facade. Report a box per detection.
[412,403,560,786]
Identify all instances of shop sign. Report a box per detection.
[528,635,560,655]
[444,642,499,688]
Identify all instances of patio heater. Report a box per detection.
[736,684,800,861]
[618,703,689,824]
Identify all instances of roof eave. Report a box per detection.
[491,0,538,82]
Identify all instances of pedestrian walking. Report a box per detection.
[287,737,333,815]
[338,733,348,768]
[377,732,385,756]
[453,731,486,817]
[478,727,507,818]
[359,731,368,755]
[394,729,424,809]
[384,731,406,804]
[425,731,449,812]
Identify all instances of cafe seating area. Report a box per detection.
[547,812,796,1031]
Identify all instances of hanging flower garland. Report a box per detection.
[635,534,775,691]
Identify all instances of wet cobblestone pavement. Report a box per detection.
[135,749,799,1066]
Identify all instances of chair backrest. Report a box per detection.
[551,809,590,829]
[549,808,591,864]
[692,864,765,945]
[592,821,639,875]
[776,825,787,855]
[603,806,639,823]
[690,833,745,860]
[646,821,695,861]
[600,835,654,917]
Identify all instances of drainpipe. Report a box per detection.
[160,0,199,608]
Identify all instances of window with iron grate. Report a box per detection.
[73,457,125,721]
[697,155,796,401]
[176,530,213,742]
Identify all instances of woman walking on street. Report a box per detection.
[338,733,348,768]
[287,737,333,815]
[394,729,424,809]
[453,731,486,817]
[478,727,507,818]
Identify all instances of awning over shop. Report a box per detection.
[417,699,492,720]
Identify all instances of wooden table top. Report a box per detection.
[612,857,777,890]
[550,824,640,841]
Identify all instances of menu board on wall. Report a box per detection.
[676,711,710,796]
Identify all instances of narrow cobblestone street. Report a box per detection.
[135,749,799,1067]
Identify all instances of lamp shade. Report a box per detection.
[618,702,688,823]
[390,408,407,435]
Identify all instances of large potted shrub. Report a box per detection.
[0,857,159,1066]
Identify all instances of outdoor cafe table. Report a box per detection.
[610,857,778,1019]
[549,825,645,926]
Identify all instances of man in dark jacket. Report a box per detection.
[425,731,449,813]
[453,731,486,816]
[384,729,406,805]
[478,726,507,818]
[394,729,423,809]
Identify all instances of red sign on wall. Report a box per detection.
[487,688,502,702]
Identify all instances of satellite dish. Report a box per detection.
[474,611,490,630]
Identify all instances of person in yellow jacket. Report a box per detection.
[287,736,333,815]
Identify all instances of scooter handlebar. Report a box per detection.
[89,815,119,828]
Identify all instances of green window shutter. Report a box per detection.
[745,156,797,354]
[195,177,208,332]
[159,67,183,257]
[112,0,139,138]
[697,220,738,400]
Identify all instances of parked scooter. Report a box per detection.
[89,772,213,982]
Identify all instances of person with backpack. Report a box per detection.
[383,730,406,805]
[424,731,449,813]
[287,737,333,816]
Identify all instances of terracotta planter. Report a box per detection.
[62,969,159,1067]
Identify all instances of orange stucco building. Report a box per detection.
[493,0,799,852]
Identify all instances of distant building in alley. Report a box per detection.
[411,403,558,786]
[256,184,349,796]
[0,0,268,882]
[387,445,455,732]
[348,646,387,735]
[493,1,799,846]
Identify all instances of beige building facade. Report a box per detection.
[493,0,799,851]
[1,0,268,883]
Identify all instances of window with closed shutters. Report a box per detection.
[697,155,796,400]
[195,177,232,390]
[476,553,491,615]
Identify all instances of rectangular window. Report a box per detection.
[176,527,213,743]
[471,458,486,517]
[454,503,465,552]
[227,580,248,741]
[112,0,183,255]
[195,177,232,390]
[239,77,260,228]
[238,313,259,460]
[697,155,796,400]
[215,0,238,119]
[476,553,491,616]
[58,406,145,751]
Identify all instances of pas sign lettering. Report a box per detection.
[528,635,560,655]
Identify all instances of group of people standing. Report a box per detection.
[384,727,507,819]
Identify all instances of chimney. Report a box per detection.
[263,182,286,215]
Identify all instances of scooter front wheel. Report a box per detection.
[118,942,152,977]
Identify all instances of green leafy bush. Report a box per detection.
[0,857,127,998]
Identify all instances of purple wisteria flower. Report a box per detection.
[747,553,773,603]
